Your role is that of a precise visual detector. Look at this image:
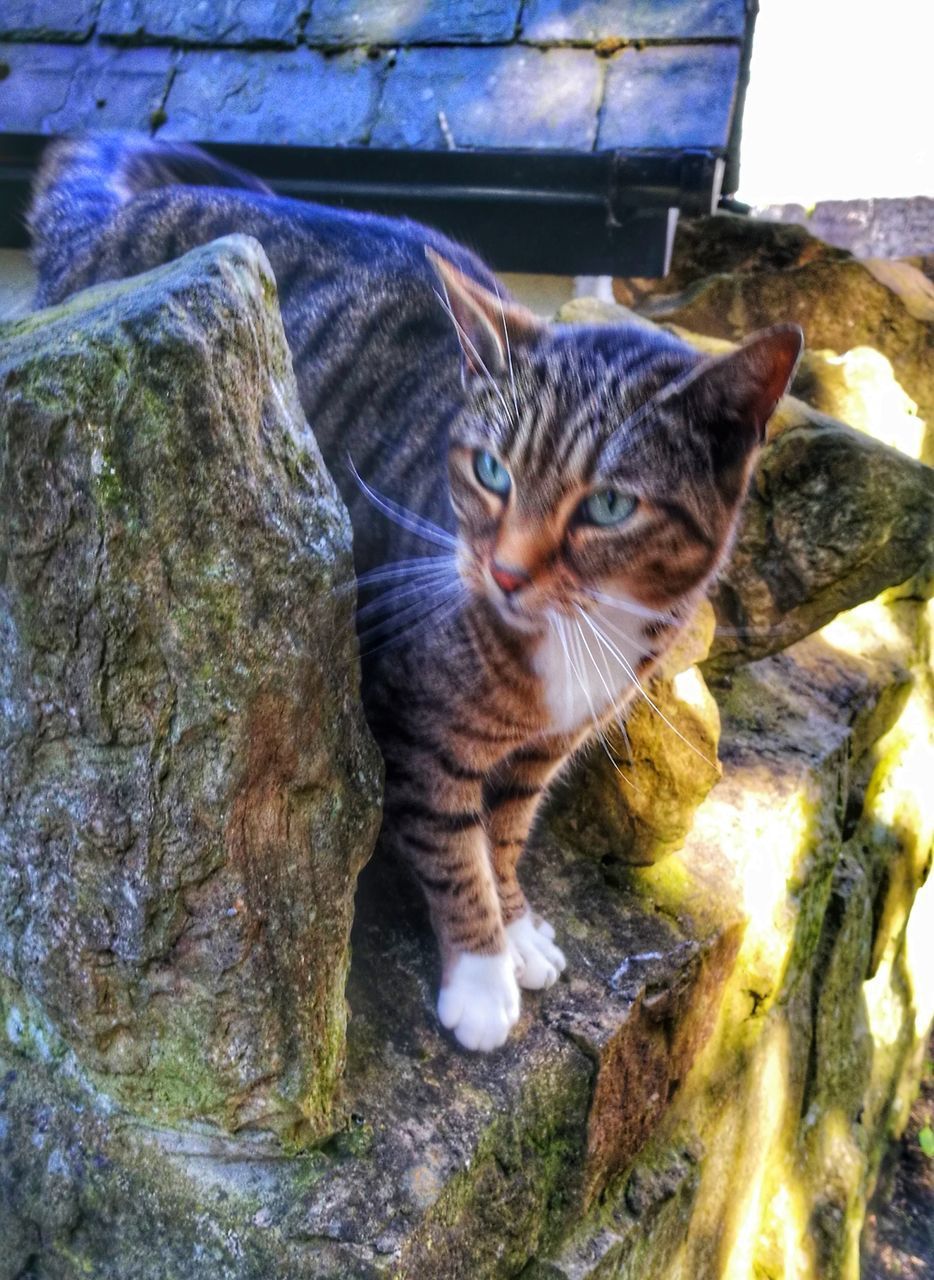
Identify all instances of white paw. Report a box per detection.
[506,913,567,991]
[437,951,521,1052]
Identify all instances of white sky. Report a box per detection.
[737,0,933,205]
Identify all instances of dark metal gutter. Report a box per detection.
[722,0,761,198]
[0,132,725,275]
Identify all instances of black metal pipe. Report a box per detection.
[0,132,724,275]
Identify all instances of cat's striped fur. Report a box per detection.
[30,137,802,1051]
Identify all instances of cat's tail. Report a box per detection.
[29,134,271,305]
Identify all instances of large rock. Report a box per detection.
[1,222,932,1280]
[621,214,934,465]
[0,798,742,1279]
[613,212,851,307]
[704,406,934,675]
[0,236,382,1145]
[4,593,930,1279]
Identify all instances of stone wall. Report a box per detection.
[0,221,932,1279]
[755,199,934,262]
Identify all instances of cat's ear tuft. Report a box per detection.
[709,324,804,442]
[426,248,543,384]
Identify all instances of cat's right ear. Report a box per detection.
[426,248,543,384]
[687,324,804,469]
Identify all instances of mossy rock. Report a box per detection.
[538,596,934,1279]
[642,213,852,293]
[0,235,382,1144]
[636,252,934,465]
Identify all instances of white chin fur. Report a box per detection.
[437,950,521,1052]
[506,913,567,990]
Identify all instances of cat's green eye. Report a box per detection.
[579,489,637,527]
[473,450,511,496]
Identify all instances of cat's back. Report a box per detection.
[31,136,490,316]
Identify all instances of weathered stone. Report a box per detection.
[704,411,934,675]
[0,815,738,1278]
[755,199,934,262]
[633,234,934,463]
[97,0,306,46]
[617,212,851,302]
[2,220,933,1280]
[371,47,604,151]
[306,0,522,44]
[537,597,934,1279]
[0,42,174,134]
[862,258,934,324]
[0,236,382,1143]
[4,525,932,1277]
[161,49,381,146]
[597,45,741,150]
[520,0,745,42]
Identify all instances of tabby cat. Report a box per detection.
[29,137,802,1051]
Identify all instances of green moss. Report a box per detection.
[0,973,70,1068]
[403,1050,592,1277]
[260,271,279,309]
[94,451,123,510]
[113,1000,228,1125]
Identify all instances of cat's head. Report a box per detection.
[429,252,802,633]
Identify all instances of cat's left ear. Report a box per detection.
[693,325,804,460]
[426,248,544,382]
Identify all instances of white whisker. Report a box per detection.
[348,457,458,551]
[550,606,621,778]
[549,612,575,725]
[359,586,465,657]
[558,614,632,786]
[357,579,461,642]
[584,587,676,625]
[577,607,717,771]
[590,608,655,663]
[574,610,636,771]
[493,279,520,424]
[355,555,456,588]
[356,568,460,622]
[431,287,515,425]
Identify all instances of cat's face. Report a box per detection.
[431,253,802,634]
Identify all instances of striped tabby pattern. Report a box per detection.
[30,138,802,1051]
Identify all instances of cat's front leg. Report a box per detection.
[381,758,520,1052]
[485,742,570,990]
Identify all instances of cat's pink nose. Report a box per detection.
[490,561,531,595]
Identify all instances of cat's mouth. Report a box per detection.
[480,569,568,635]
[458,551,558,633]
[487,588,543,633]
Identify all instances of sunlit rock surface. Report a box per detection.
[529,595,934,1280]
[617,211,934,466]
[0,236,382,1152]
[704,404,934,675]
[1,222,932,1279]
